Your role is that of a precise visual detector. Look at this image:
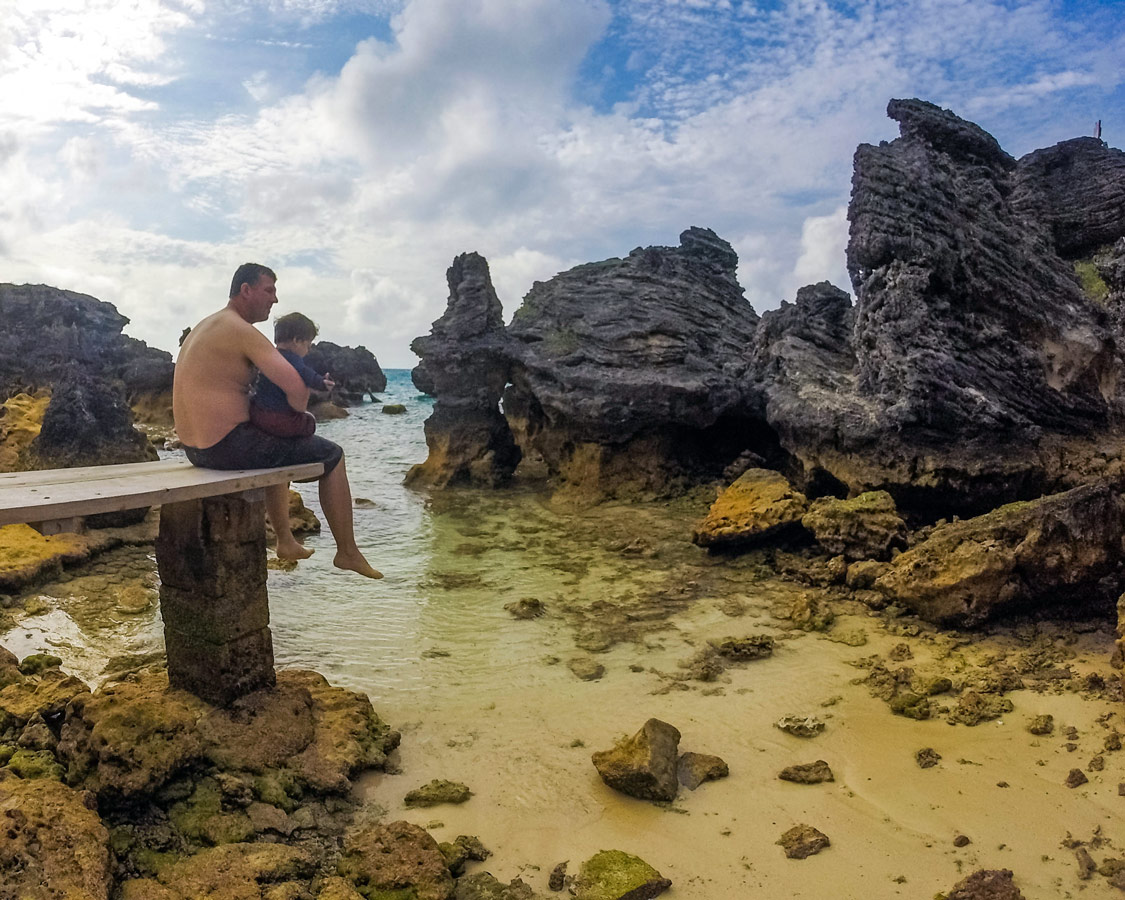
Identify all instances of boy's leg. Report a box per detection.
[318,454,382,579]
[265,482,314,560]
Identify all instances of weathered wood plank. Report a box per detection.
[0,458,323,526]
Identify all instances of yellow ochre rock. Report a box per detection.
[0,389,51,472]
[692,468,808,549]
[0,523,92,592]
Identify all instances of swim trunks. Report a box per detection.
[184,421,342,479]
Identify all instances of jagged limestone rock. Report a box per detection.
[801,491,907,560]
[692,468,808,549]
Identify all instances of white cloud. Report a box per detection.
[792,206,850,296]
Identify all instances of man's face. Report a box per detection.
[243,276,277,322]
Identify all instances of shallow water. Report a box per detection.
[5,370,1125,898]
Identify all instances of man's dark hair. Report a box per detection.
[274,312,319,344]
[229,262,277,298]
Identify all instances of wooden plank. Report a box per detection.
[0,460,323,526]
[0,458,195,485]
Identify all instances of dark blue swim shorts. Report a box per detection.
[184,421,343,480]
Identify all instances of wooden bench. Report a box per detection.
[0,457,324,705]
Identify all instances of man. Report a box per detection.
[173,262,382,579]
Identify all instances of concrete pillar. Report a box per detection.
[155,490,275,705]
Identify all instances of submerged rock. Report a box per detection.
[591,718,681,802]
[692,468,808,549]
[572,850,671,900]
[875,482,1125,626]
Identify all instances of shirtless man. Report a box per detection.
[173,262,382,579]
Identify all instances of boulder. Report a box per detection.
[1,667,89,736]
[337,820,455,900]
[800,491,907,560]
[118,842,316,899]
[591,718,680,802]
[304,341,387,405]
[0,390,51,471]
[0,775,111,899]
[452,873,537,900]
[572,850,671,900]
[32,368,157,471]
[692,468,808,549]
[874,481,1125,626]
[503,227,760,495]
[408,253,521,488]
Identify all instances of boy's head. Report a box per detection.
[274,312,319,351]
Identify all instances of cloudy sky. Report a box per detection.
[1,0,1122,367]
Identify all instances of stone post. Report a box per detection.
[155,491,275,705]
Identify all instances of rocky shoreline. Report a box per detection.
[3,95,1125,898]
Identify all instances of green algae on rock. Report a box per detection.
[117,842,317,900]
[338,820,455,900]
[572,850,671,900]
[404,778,473,807]
[800,490,907,561]
[0,775,112,900]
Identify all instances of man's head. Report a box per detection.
[274,312,319,355]
[228,262,278,323]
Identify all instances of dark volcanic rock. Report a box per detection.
[408,252,521,487]
[304,340,387,405]
[504,227,760,495]
[832,98,1124,509]
[32,369,157,470]
[1013,137,1125,259]
[0,283,172,404]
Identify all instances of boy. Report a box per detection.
[251,312,335,438]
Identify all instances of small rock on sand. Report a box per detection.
[942,868,1025,899]
[915,748,942,768]
[403,780,473,807]
[505,597,546,619]
[1027,714,1054,735]
[1065,768,1089,788]
[592,719,680,802]
[774,715,825,738]
[777,824,830,859]
[677,752,729,790]
[778,760,834,784]
[953,834,971,847]
[568,658,605,681]
[1075,847,1096,880]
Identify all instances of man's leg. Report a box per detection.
[318,454,382,579]
[265,482,314,560]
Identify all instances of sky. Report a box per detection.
[1,0,1122,368]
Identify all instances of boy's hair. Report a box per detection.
[229,262,277,298]
[274,312,319,344]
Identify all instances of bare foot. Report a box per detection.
[276,540,315,561]
[334,550,383,579]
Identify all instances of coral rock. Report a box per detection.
[692,468,808,549]
[592,718,681,802]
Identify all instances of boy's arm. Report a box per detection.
[290,354,329,392]
[244,331,310,412]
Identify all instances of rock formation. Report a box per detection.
[504,227,760,496]
[304,340,387,405]
[0,284,172,471]
[411,100,1125,516]
[1013,136,1125,259]
[407,252,521,488]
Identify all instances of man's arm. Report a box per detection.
[244,329,311,412]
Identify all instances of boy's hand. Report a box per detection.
[323,373,336,391]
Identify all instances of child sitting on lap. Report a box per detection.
[251,312,335,438]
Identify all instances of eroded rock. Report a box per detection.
[337,820,454,900]
[572,850,671,900]
[943,868,1025,900]
[692,468,808,549]
[676,751,729,790]
[777,824,830,859]
[800,491,907,561]
[591,718,681,802]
